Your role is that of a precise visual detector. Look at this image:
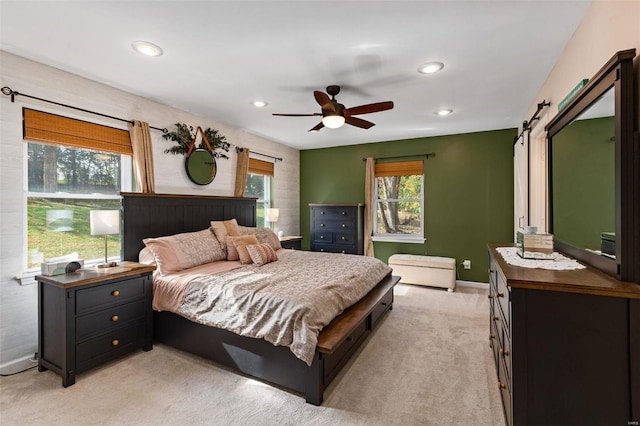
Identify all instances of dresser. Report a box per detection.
[37,262,155,387]
[309,204,364,254]
[488,244,640,426]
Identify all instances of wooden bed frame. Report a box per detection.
[121,192,399,405]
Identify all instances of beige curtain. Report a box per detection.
[364,157,376,257]
[234,148,250,197]
[128,120,155,193]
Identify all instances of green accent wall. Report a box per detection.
[300,128,515,283]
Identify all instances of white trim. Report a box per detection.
[0,353,38,376]
[372,235,425,244]
[456,280,489,289]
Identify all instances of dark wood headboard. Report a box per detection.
[121,192,257,261]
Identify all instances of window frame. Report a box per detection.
[371,163,425,244]
[244,156,275,228]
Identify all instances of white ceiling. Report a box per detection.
[0,1,591,150]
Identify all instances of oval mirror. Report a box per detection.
[185,148,216,185]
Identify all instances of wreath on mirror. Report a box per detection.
[162,123,232,185]
[162,123,231,159]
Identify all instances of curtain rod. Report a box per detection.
[1,86,167,132]
[236,147,282,162]
[513,100,550,149]
[362,153,435,161]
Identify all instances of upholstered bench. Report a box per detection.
[388,254,456,292]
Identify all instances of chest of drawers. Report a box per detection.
[309,204,363,254]
[488,244,640,426]
[37,262,155,387]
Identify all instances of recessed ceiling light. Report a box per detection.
[418,62,444,74]
[251,100,268,108]
[435,109,453,116]
[131,41,163,57]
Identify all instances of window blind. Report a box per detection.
[375,160,423,177]
[248,158,274,176]
[23,108,132,155]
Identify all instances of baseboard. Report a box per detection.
[0,353,38,376]
[456,280,489,289]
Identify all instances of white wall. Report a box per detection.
[0,52,300,373]
[519,0,640,232]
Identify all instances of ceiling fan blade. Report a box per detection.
[314,91,336,113]
[272,113,322,117]
[345,116,375,129]
[346,101,394,116]
[308,122,324,132]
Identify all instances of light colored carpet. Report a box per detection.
[0,284,506,425]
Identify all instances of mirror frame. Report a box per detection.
[546,49,638,282]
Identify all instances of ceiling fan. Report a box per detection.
[272,85,394,132]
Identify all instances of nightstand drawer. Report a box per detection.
[76,322,143,369]
[76,300,146,341]
[76,277,146,314]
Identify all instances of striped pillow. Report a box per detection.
[246,243,278,266]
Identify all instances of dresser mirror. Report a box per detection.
[546,49,637,281]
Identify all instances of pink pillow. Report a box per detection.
[247,243,278,266]
[144,229,226,275]
[210,218,240,250]
[226,235,259,262]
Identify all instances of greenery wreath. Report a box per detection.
[162,123,231,159]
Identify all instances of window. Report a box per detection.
[24,109,132,270]
[373,160,424,242]
[244,158,274,227]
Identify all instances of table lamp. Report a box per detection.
[90,210,120,268]
[265,208,279,232]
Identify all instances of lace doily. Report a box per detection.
[496,247,586,270]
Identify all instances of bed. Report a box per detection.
[121,192,399,405]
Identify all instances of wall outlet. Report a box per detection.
[463,260,471,269]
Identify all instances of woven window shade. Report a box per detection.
[248,158,274,176]
[375,160,423,177]
[23,108,132,155]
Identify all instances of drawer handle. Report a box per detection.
[111,290,120,297]
[320,223,325,227]
[499,348,510,357]
[341,236,346,240]
[341,224,347,228]
[320,235,325,239]
[492,316,499,322]
[381,302,388,306]
[112,339,120,346]
[341,251,345,254]
[320,249,325,252]
[497,292,504,298]
[346,337,353,342]
[498,382,506,390]
[320,211,325,215]
[111,315,119,322]
[341,211,346,215]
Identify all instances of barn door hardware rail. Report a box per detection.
[1,86,167,132]
[513,100,550,149]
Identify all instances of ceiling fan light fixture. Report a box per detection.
[251,100,268,108]
[435,109,453,116]
[322,114,345,129]
[418,61,444,74]
[132,41,163,57]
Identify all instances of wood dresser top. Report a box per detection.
[488,243,640,299]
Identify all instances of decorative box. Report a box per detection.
[516,232,554,259]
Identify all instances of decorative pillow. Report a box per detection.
[210,218,240,250]
[247,243,278,266]
[226,235,259,262]
[138,247,156,266]
[238,226,282,251]
[143,229,226,275]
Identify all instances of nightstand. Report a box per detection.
[37,261,155,387]
[279,236,303,250]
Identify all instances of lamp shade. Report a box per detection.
[265,208,279,223]
[90,210,120,236]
